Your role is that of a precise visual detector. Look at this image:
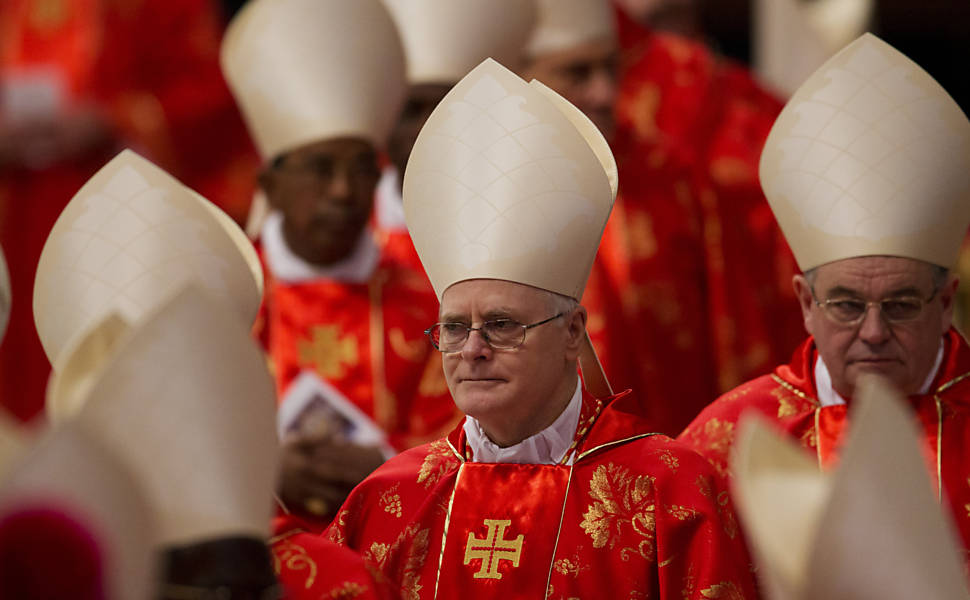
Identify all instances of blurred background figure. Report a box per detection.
[0,0,259,423]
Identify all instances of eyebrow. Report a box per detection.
[825,285,925,298]
[438,307,517,322]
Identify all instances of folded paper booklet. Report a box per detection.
[278,370,395,459]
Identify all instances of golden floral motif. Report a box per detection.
[800,427,818,449]
[327,582,366,599]
[716,491,739,540]
[298,325,359,380]
[417,440,457,489]
[695,475,714,499]
[700,419,735,457]
[666,505,699,521]
[271,540,318,589]
[379,483,403,518]
[771,385,805,418]
[700,581,745,599]
[366,542,389,567]
[553,550,590,578]
[327,509,349,545]
[657,449,680,473]
[389,328,426,363]
[361,525,430,600]
[580,463,657,562]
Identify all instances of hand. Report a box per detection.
[277,434,385,519]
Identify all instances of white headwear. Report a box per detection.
[221,0,406,161]
[525,0,617,58]
[33,150,262,372]
[731,375,970,599]
[760,33,970,271]
[383,0,537,85]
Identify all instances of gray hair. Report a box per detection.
[544,290,580,320]
[802,263,950,290]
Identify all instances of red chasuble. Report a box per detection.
[678,328,970,567]
[271,532,394,600]
[260,250,461,451]
[317,390,757,599]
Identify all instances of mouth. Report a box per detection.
[458,378,506,385]
[850,358,901,367]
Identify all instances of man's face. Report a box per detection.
[793,256,957,397]
[260,137,380,266]
[386,83,451,178]
[520,38,619,139]
[438,279,584,446]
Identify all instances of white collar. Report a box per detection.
[375,166,407,232]
[814,340,945,407]
[463,380,582,465]
[261,211,379,284]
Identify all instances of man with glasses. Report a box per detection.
[678,33,970,562]
[318,58,757,599]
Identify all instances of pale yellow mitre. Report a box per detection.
[75,286,279,546]
[33,150,262,371]
[760,33,970,271]
[221,0,406,161]
[403,58,617,301]
[0,424,155,600]
[525,0,616,58]
[383,0,536,85]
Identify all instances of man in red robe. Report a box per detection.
[306,58,758,599]
[518,0,804,435]
[678,34,970,564]
[222,0,460,525]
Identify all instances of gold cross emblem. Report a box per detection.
[298,325,359,380]
[463,519,524,580]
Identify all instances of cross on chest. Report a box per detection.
[463,519,524,580]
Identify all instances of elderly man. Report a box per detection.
[312,58,757,599]
[679,33,970,561]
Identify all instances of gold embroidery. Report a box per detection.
[327,582,366,598]
[581,463,657,562]
[389,327,426,363]
[271,540,318,589]
[379,483,402,518]
[700,581,745,599]
[965,478,970,518]
[417,440,457,489]
[363,525,429,600]
[770,375,817,405]
[771,385,803,418]
[553,551,590,578]
[701,419,735,457]
[696,474,714,499]
[366,542,389,566]
[657,449,680,473]
[800,427,818,449]
[682,562,697,600]
[464,519,524,580]
[628,211,658,260]
[298,325,359,379]
[327,509,349,545]
[716,491,739,539]
[666,505,698,521]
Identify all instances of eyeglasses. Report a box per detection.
[272,153,380,187]
[424,313,565,352]
[811,287,939,325]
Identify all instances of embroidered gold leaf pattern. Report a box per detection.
[298,325,359,380]
[327,582,366,599]
[400,526,430,600]
[700,581,745,599]
[657,449,680,473]
[681,563,697,600]
[379,483,402,518]
[696,475,714,499]
[800,427,817,449]
[366,543,389,567]
[701,419,735,456]
[771,385,803,418]
[327,509,350,545]
[716,491,739,539]
[666,505,699,521]
[552,550,590,578]
[271,540,318,589]
[417,440,457,489]
[581,463,657,562]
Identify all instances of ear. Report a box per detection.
[938,273,960,334]
[792,274,816,336]
[564,306,587,361]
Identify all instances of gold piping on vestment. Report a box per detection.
[433,463,463,600]
[770,374,819,406]
[936,395,944,504]
[936,370,970,394]
[544,464,574,594]
[814,407,823,469]
[575,433,662,463]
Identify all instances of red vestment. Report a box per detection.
[318,389,757,599]
[678,328,970,566]
[271,531,394,600]
[0,0,259,421]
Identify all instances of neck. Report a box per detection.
[481,371,579,448]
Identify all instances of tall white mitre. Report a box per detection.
[760,33,970,271]
[404,58,618,393]
[221,0,406,161]
[383,0,536,85]
[525,0,616,57]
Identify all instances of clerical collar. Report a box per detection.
[375,166,406,232]
[814,339,945,407]
[464,380,582,465]
[261,211,379,284]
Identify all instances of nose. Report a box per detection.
[459,328,492,361]
[857,304,891,345]
[586,66,617,110]
[328,168,352,200]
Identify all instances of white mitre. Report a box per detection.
[525,0,616,58]
[404,58,617,394]
[33,150,262,375]
[760,33,970,271]
[383,0,536,85]
[221,0,406,161]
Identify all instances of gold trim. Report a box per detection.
[544,464,574,593]
[433,463,463,600]
[447,438,465,463]
[268,528,307,545]
[770,374,820,406]
[368,271,394,430]
[814,407,823,469]
[936,395,944,504]
[935,370,970,394]
[575,433,662,463]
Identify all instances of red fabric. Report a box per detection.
[271,532,394,600]
[0,0,259,422]
[678,328,970,565]
[258,248,461,451]
[596,27,804,435]
[314,389,757,599]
